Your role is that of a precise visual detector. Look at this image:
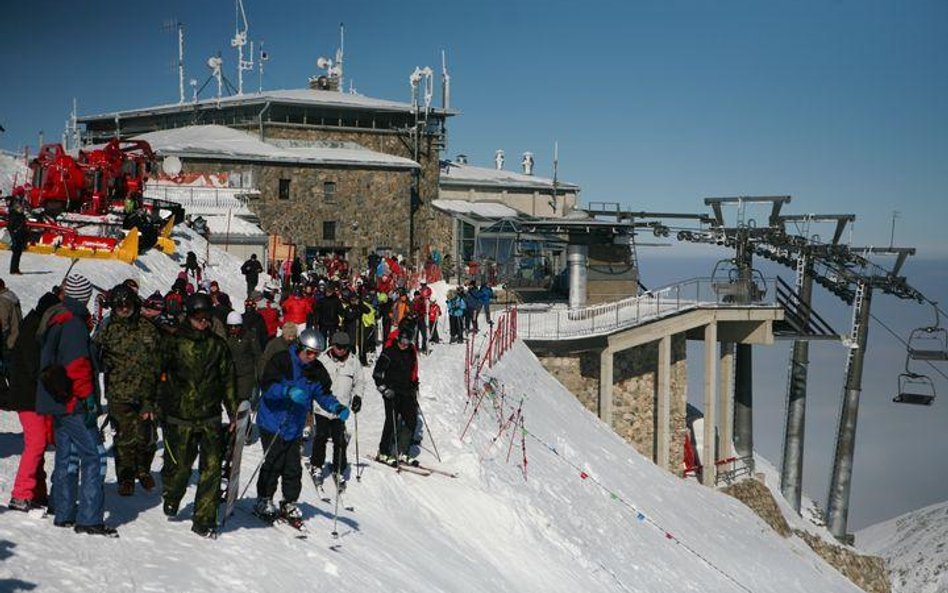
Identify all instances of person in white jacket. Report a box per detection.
[310,331,364,490]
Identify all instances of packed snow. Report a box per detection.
[0,232,882,592]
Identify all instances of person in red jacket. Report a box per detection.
[410,291,428,353]
[428,300,442,344]
[282,287,312,328]
[257,297,281,339]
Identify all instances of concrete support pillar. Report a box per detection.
[719,342,734,460]
[703,322,718,487]
[656,335,672,469]
[567,244,588,311]
[733,343,754,471]
[598,346,613,426]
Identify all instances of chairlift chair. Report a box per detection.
[710,259,767,303]
[907,306,948,361]
[894,371,936,406]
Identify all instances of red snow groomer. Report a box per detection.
[1,139,184,264]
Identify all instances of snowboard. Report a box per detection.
[220,400,252,525]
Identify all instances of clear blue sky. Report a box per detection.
[1,0,946,254]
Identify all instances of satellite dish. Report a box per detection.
[207,56,222,71]
[162,155,182,176]
[317,56,330,70]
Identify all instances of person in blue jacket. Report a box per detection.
[254,328,349,522]
[476,281,494,326]
[446,288,466,344]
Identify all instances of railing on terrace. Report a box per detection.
[145,184,260,211]
[517,277,779,340]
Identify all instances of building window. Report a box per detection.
[323,220,336,241]
[323,181,336,203]
[278,178,291,200]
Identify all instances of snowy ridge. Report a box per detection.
[0,239,871,593]
[857,501,948,593]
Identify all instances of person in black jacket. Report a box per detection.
[240,254,264,297]
[8,198,29,275]
[372,325,420,465]
[242,296,269,351]
[317,284,342,344]
[3,291,60,511]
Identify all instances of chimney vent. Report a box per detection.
[494,149,505,170]
[521,151,534,175]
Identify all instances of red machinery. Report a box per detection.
[1,139,184,262]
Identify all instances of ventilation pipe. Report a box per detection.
[567,244,588,310]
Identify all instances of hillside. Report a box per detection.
[857,502,948,593]
[0,232,871,593]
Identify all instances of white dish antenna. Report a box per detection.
[317,56,330,70]
[162,155,183,176]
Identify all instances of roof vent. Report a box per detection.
[521,151,534,175]
[494,149,505,170]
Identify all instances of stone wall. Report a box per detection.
[722,478,891,593]
[536,334,688,473]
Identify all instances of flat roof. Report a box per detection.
[439,160,580,192]
[431,199,523,220]
[78,88,455,123]
[131,125,420,170]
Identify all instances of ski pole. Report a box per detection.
[416,399,442,463]
[353,410,362,482]
[391,405,401,469]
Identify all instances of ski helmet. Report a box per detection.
[298,328,321,352]
[185,293,213,315]
[109,284,139,308]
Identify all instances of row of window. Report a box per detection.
[278,178,335,202]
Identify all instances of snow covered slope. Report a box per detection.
[0,150,28,195]
[857,501,948,593]
[0,237,871,593]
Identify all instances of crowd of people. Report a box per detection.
[0,249,496,540]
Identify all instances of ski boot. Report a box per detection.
[332,472,348,494]
[191,524,218,539]
[74,523,119,538]
[254,497,278,522]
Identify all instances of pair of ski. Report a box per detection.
[250,507,308,538]
[367,455,458,479]
[306,461,353,539]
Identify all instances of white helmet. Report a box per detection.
[226,311,243,326]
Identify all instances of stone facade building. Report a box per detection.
[78,88,454,268]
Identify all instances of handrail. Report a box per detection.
[517,277,779,340]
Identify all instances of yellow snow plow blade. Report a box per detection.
[1,228,140,264]
[156,235,175,254]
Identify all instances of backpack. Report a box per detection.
[164,291,184,317]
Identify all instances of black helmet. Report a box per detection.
[109,284,139,308]
[185,292,213,315]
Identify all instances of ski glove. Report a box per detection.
[380,386,396,400]
[82,396,99,429]
[334,405,351,422]
[351,395,362,413]
[287,386,309,405]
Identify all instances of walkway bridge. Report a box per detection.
[513,276,834,486]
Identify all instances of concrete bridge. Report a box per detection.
[516,277,786,486]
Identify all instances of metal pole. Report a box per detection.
[780,254,813,512]
[826,283,873,542]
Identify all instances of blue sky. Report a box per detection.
[1,0,946,254]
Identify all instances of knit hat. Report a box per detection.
[282,321,299,339]
[64,273,93,304]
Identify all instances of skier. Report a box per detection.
[0,278,22,372]
[446,289,466,343]
[373,324,420,465]
[7,198,28,275]
[35,273,116,536]
[316,283,343,350]
[241,295,269,351]
[410,290,428,352]
[311,332,364,491]
[93,283,161,496]
[254,328,349,522]
[428,299,442,344]
[463,281,479,334]
[282,286,312,329]
[159,293,238,538]
[476,280,494,326]
[240,253,264,297]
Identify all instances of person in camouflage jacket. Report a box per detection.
[93,284,161,496]
[159,293,238,538]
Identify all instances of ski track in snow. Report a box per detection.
[0,229,877,592]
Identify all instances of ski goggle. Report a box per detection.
[302,347,319,357]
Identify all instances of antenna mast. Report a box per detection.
[178,23,186,103]
[231,0,254,95]
[336,23,345,92]
[441,50,451,110]
[258,43,268,92]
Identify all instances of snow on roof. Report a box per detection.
[144,183,257,217]
[78,88,455,122]
[131,125,419,169]
[440,160,580,191]
[203,214,267,240]
[431,198,523,220]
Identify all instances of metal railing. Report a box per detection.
[144,184,260,212]
[517,277,778,340]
